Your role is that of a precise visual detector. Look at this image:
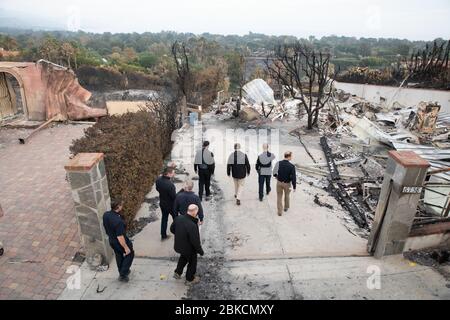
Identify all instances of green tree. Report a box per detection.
[138,52,158,69]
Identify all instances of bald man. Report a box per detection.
[170,204,204,285]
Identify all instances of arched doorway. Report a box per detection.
[0,70,27,121]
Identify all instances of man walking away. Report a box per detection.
[227,143,251,206]
[103,198,134,282]
[171,204,204,285]
[174,180,204,224]
[156,167,177,240]
[194,141,215,201]
[273,151,297,216]
[256,143,276,201]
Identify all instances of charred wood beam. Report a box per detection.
[320,136,340,181]
[328,182,368,229]
[320,136,368,228]
[18,116,58,144]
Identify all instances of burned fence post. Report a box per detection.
[64,153,113,268]
[367,151,430,258]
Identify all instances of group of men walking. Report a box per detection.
[103,141,297,284]
[227,142,297,215]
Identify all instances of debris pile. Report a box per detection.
[284,88,448,230]
[212,78,449,231]
[212,79,301,121]
[404,248,450,280]
[309,90,449,229]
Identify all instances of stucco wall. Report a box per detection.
[334,81,450,113]
[0,61,106,121]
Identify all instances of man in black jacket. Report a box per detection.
[171,204,204,285]
[273,151,297,216]
[174,180,204,223]
[255,143,276,201]
[156,166,177,240]
[227,143,251,206]
[194,141,215,201]
[103,198,134,282]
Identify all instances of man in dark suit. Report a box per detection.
[255,143,276,201]
[273,151,297,216]
[173,180,204,224]
[171,204,204,285]
[156,166,177,240]
[103,198,134,282]
[227,143,251,206]
[194,141,215,201]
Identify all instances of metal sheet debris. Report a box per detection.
[242,79,277,107]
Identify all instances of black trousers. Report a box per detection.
[161,206,176,238]
[175,253,198,281]
[258,174,272,200]
[110,238,134,278]
[198,170,211,199]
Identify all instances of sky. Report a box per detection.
[0,0,449,40]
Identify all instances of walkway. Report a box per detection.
[0,124,89,299]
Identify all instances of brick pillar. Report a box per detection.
[64,153,113,266]
[368,151,430,258]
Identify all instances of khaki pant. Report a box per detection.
[233,178,245,200]
[276,181,291,215]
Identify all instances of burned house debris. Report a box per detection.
[0,60,107,123]
[0,60,107,143]
[213,77,450,241]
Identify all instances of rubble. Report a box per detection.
[335,93,448,225]
[211,82,449,232]
[315,90,448,229]
[242,78,277,106]
[404,248,450,280]
[212,79,303,121]
[413,101,441,134]
[239,106,260,121]
[320,136,368,228]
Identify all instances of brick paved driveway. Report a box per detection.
[0,124,90,299]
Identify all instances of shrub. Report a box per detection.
[138,52,158,69]
[70,111,170,226]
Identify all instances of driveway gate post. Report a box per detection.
[65,153,113,267]
[368,151,430,258]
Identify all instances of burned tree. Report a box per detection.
[406,40,450,89]
[266,42,335,129]
[171,41,192,100]
[336,40,450,90]
[139,92,181,156]
[261,102,275,118]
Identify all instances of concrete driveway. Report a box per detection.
[59,113,450,300]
